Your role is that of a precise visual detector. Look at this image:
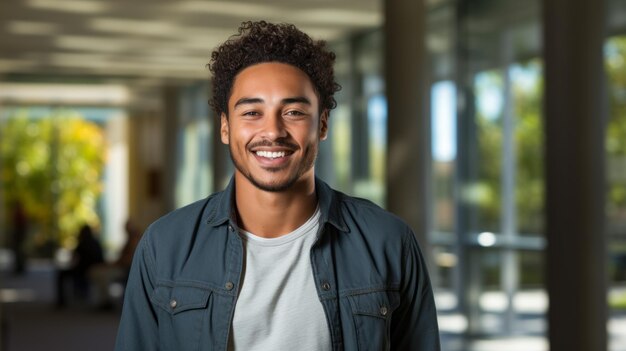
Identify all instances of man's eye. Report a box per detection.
[285,110,305,116]
[243,111,260,116]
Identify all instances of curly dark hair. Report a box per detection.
[208,21,341,117]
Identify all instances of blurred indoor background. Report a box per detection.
[0,0,625,350]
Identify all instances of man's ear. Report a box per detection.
[319,110,329,141]
[220,113,229,144]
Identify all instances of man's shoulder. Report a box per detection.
[144,190,224,239]
[329,188,412,238]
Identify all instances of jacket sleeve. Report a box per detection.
[390,228,441,350]
[115,231,159,350]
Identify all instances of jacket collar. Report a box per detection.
[205,176,236,227]
[315,177,349,232]
[206,176,348,232]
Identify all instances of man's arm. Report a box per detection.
[390,228,441,350]
[115,232,159,350]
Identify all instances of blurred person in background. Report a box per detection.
[55,224,104,308]
[90,219,142,310]
[10,200,28,275]
[116,21,440,351]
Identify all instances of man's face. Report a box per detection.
[221,62,328,192]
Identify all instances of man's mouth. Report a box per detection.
[249,141,298,163]
[255,150,287,159]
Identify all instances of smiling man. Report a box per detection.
[115,21,440,351]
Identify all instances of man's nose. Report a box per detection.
[261,114,288,140]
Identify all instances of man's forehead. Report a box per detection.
[233,62,310,81]
[228,62,318,102]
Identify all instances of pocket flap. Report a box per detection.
[151,284,211,315]
[348,290,401,319]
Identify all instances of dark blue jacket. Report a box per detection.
[115,178,440,350]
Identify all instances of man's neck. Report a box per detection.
[234,173,317,238]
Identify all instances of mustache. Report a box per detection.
[248,140,299,150]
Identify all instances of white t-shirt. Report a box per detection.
[228,207,331,351]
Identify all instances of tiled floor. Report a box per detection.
[3,301,119,351]
[1,262,120,351]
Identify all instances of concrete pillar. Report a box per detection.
[543,0,607,350]
[384,0,431,253]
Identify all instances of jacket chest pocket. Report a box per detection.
[348,290,400,351]
[151,283,213,351]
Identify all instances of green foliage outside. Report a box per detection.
[609,291,626,310]
[606,36,626,226]
[606,36,626,285]
[1,109,105,253]
[512,61,544,235]
[472,36,626,286]
[474,77,504,232]
[472,62,544,287]
[473,60,544,235]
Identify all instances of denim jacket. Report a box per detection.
[115,178,440,351]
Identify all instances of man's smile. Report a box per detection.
[255,150,287,159]
[248,140,298,163]
[250,147,296,168]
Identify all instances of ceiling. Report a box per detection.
[0,0,381,83]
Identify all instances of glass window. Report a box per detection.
[322,40,352,193]
[326,31,386,207]
[472,69,505,234]
[605,35,626,351]
[431,80,457,236]
[352,31,386,207]
[429,0,545,345]
[511,60,543,236]
[0,105,121,254]
[175,83,212,207]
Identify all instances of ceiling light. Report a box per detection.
[49,54,204,78]
[291,9,381,26]
[90,18,177,36]
[6,21,59,35]
[54,35,134,52]
[174,1,278,18]
[27,0,109,14]
[0,59,38,72]
[0,83,130,105]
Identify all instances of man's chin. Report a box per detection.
[248,176,298,192]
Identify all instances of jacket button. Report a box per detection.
[225,282,234,290]
[321,282,331,291]
[228,225,234,232]
[380,306,388,316]
[170,299,177,309]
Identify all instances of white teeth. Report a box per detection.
[256,151,286,159]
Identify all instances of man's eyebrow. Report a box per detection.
[282,96,311,105]
[234,96,311,108]
[234,97,264,108]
